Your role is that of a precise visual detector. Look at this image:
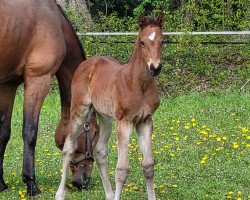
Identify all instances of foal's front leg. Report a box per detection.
[94,116,114,200]
[114,120,133,200]
[136,118,156,200]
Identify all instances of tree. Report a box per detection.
[56,0,94,31]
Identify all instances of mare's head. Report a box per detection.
[70,112,99,189]
[138,13,164,76]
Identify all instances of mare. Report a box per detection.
[0,0,97,196]
[56,13,164,200]
[55,111,99,189]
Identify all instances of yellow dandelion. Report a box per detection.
[232,142,239,149]
[200,160,206,164]
[215,147,222,151]
[216,137,222,142]
[200,130,208,135]
[185,123,190,129]
[132,185,139,190]
[200,155,208,164]
[242,127,249,133]
[191,118,196,122]
[172,184,177,188]
[18,190,23,196]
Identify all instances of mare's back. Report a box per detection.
[0,0,63,81]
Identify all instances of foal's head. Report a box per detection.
[138,13,164,76]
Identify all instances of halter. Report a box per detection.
[70,123,94,167]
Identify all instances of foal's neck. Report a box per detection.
[126,36,154,92]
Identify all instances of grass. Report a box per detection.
[1,90,250,200]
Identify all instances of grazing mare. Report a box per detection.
[56,13,164,200]
[55,111,99,189]
[0,0,97,196]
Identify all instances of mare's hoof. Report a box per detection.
[0,181,8,192]
[26,181,41,196]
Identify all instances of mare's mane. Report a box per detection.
[56,3,86,60]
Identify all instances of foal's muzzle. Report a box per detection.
[149,63,162,76]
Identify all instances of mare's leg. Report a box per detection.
[56,86,91,200]
[54,66,73,148]
[22,75,52,196]
[136,118,156,200]
[0,83,18,191]
[94,115,114,200]
[114,121,133,200]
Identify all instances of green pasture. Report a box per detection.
[1,90,250,200]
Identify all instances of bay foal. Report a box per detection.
[56,13,164,200]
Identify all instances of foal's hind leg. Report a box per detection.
[0,83,18,192]
[94,115,114,200]
[136,118,156,200]
[56,87,91,200]
[114,120,133,200]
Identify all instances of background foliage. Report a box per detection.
[65,0,249,96]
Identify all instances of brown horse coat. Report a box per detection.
[56,13,164,200]
[0,0,96,196]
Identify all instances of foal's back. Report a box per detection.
[72,56,122,117]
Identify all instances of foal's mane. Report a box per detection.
[139,16,160,28]
[56,4,86,60]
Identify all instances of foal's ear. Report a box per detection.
[156,12,164,28]
[139,13,147,28]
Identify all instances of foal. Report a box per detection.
[56,13,164,200]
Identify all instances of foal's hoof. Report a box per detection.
[26,181,41,196]
[0,181,8,192]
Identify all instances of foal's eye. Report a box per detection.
[140,41,145,47]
